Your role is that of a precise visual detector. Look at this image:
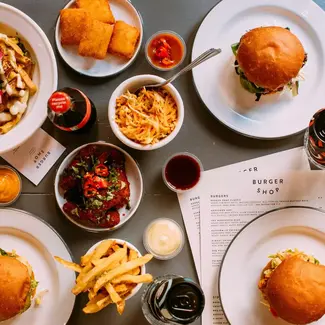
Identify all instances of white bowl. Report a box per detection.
[86,238,146,300]
[54,142,143,232]
[0,3,57,153]
[108,75,184,151]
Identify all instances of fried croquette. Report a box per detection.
[60,9,91,45]
[79,20,114,60]
[76,0,115,24]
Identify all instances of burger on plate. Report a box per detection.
[231,26,307,101]
[258,249,325,324]
[0,248,38,321]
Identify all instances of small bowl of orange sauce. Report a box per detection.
[145,30,186,71]
[0,165,22,206]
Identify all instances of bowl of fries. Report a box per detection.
[54,239,153,315]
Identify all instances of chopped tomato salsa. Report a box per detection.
[147,33,185,69]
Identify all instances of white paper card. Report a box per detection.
[177,147,310,281]
[1,128,65,185]
[200,170,325,325]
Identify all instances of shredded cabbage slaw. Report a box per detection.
[115,88,178,145]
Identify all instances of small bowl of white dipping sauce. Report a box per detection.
[143,218,184,260]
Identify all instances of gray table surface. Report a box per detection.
[1,0,325,324]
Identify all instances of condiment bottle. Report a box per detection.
[142,275,205,325]
[304,108,325,169]
[47,87,97,132]
[143,218,184,260]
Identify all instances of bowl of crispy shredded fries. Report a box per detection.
[108,74,184,150]
[54,239,153,315]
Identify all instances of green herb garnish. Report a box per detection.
[231,42,240,56]
[30,279,39,291]
[0,248,8,256]
[15,37,28,55]
[72,166,79,174]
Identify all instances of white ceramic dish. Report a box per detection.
[145,30,187,71]
[192,0,325,139]
[0,208,75,325]
[219,206,325,325]
[54,142,143,232]
[86,238,146,299]
[0,3,57,153]
[55,0,143,78]
[108,75,184,150]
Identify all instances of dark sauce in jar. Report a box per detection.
[165,155,201,190]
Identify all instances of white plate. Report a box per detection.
[54,142,143,232]
[192,0,325,139]
[0,3,57,153]
[55,0,143,77]
[0,208,75,325]
[86,238,145,300]
[219,206,325,325]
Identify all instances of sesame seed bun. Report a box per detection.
[0,255,34,321]
[237,26,305,90]
[264,256,325,324]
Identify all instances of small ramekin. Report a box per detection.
[143,218,185,260]
[162,152,204,193]
[0,165,22,207]
[145,30,187,72]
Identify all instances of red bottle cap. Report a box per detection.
[48,91,71,114]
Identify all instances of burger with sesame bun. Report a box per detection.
[258,249,325,324]
[231,26,307,101]
[0,248,38,321]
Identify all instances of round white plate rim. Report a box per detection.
[219,205,325,324]
[86,238,145,300]
[191,0,325,139]
[55,0,143,78]
[54,141,144,232]
[0,3,58,153]
[0,208,75,325]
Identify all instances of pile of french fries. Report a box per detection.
[54,240,153,314]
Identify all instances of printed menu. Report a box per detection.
[1,128,65,185]
[177,147,310,281]
[200,170,325,325]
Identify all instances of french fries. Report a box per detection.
[73,246,127,295]
[93,254,153,293]
[111,274,153,284]
[117,300,125,315]
[54,256,82,273]
[90,240,114,265]
[105,283,122,303]
[54,240,153,315]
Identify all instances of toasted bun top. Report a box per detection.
[265,256,325,324]
[0,256,31,321]
[237,26,305,90]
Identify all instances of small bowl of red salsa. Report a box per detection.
[145,30,186,71]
